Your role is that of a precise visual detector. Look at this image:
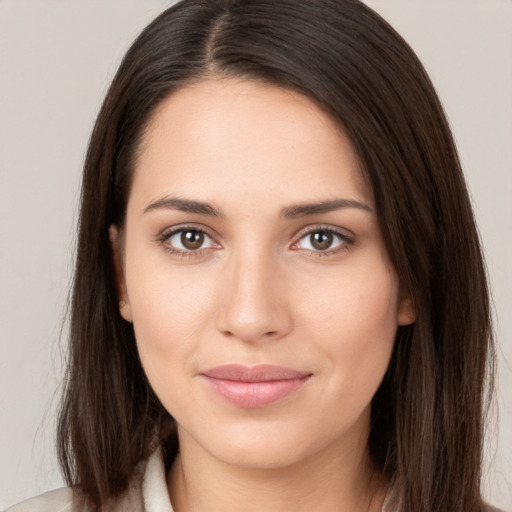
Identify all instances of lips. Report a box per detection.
[200,364,312,408]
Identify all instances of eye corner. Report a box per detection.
[156,224,221,258]
[291,226,355,256]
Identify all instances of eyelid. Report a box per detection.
[157,224,221,256]
[159,223,217,239]
[290,224,355,254]
[155,223,354,258]
[292,224,354,241]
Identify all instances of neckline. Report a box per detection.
[141,448,396,512]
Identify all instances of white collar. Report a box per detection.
[142,448,175,512]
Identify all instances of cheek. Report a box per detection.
[300,259,399,332]
[297,262,399,393]
[124,250,217,387]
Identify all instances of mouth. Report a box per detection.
[200,364,312,408]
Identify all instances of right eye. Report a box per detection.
[161,228,218,255]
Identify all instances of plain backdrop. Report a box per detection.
[0,0,511,509]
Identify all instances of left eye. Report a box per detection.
[167,229,216,251]
[296,230,347,251]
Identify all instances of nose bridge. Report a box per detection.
[216,242,291,343]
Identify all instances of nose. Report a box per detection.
[215,248,293,344]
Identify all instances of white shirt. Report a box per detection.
[5,449,171,512]
[5,450,505,512]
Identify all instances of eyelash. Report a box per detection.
[157,224,219,259]
[292,225,355,257]
[156,224,355,259]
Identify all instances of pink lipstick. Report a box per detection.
[200,364,312,408]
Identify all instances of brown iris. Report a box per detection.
[310,231,333,250]
[181,230,205,250]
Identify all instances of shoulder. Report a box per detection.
[486,506,509,512]
[4,449,161,512]
[4,487,78,512]
[3,483,145,512]
[3,482,147,512]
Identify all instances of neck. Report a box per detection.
[167,416,387,512]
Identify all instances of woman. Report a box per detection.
[6,0,499,511]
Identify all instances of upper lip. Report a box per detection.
[201,364,311,382]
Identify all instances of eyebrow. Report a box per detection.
[144,197,224,217]
[280,198,372,218]
[143,196,372,218]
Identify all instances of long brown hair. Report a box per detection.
[57,1,495,510]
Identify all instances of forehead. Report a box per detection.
[130,78,372,210]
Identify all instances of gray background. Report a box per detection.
[1,0,510,509]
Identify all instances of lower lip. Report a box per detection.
[201,375,311,408]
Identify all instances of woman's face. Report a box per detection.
[112,78,415,469]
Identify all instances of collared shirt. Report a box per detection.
[4,449,505,512]
[5,449,168,512]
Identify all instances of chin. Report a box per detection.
[201,421,333,471]
[214,443,304,470]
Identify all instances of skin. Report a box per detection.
[111,78,415,512]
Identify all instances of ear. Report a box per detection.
[109,225,133,323]
[397,285,416,326]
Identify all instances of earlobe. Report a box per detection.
[119,299,133,322]
[109,225,133,323]
[397,288,416,326]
